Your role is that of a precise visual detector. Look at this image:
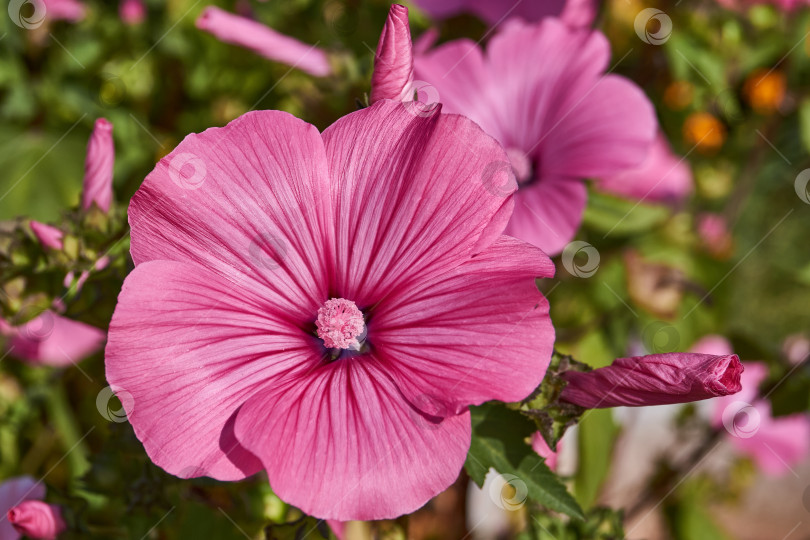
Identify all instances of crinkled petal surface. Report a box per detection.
[371,236,555,414]
[322,100,515,307]
[234,359,471,521]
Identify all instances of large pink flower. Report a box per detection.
[413,18,656,255]
[414,0,597,29]
[105,100,555,520]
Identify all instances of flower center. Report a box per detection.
[505,147,534,185]
[316,298,366,350]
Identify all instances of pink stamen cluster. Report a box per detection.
[316,298,365,350]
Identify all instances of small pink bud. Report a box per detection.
[7,500,66,539]
[196,6,331,77]
[560,352,743,408]
[82,118,114,213]
[371,4,414,103]
[119,0,145,25]
[29,221,63,251]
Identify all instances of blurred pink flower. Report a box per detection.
[43,0,85,22]
[414,18,656,254]
[561,352,742,408]
[2,311,105,367]
[414,0,597,28]
[597,133,693,203]
[531,433,559,471]
[119,0,145,25]
[697,213,733,258]
[7,501,65,540]
[0,476,46,540]
[82,118,114,213]
[29,221,63,251]
[371,5,414,103]
[196,6,331,77]
[105,100,555,520]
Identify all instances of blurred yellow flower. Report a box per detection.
[664,80,694,110]
[743,68,785,114]
[683,112,726,153]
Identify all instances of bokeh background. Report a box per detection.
[1,0,810,538]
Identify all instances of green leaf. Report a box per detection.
[574,409,619,509]
[582,189,670,237]
[465,403,585,520]
[799,100,810,157]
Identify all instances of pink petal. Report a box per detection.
[321,99,514,308]
[597,133,693,202]
[196,6,331,77]
[104,259,328,480]
[0,477,45,540]
[561,353,743,408]
[559,0,598,28]
[709,361,768,427]
[42,0,85,22]
[9,311,105,367]
[234,359,471,520]
[503,176,587,256]
[82,118,114,213]
[370,5,414,103]
[128,109,333,324]
[732,411,810,476]
[29,221,63,251]
[372,236,555,413]
[7,501,65,540]
[531,433,558,471]
[413,0,570,26]
[327,521,345,540]
[119,0,145,25]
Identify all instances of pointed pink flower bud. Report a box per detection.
[119,0,145,25]
[82,118,114,213]
[29,221,63,251]
[7,500,66,539]
[196,6,331,77]
[560,352,743,408]
[371,4,414,103]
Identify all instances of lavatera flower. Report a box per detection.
[105,100,555,520]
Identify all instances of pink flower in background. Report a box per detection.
[106,100,555,520]
[81,118,114,213]
[697,213,733,258]
[42,0,85,22]
[370,5,414,103]
[531,433,559,471]
[119,0,145,25]
[2,311,105,367]
[0,476,46,540]
[561,352,743,408]
[414,18,656,255]
[698,335,810,476]
[597,133,693,203]
[196,6,332,77]
[414,0,597,28]
[29,221,63,251]
[6,501,65,540]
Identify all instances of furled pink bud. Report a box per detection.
[7,500,66,539]
[196,6,331,77]
[371,4,414,103]
[29,221,63,251]
[119,0,145,25]
[560,353,743,408]
[81,118,114,213]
